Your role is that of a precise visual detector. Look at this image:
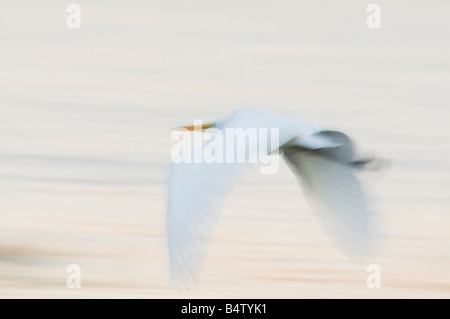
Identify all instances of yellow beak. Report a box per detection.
[177,123,216,131]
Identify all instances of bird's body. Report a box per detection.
[167,108,380,286]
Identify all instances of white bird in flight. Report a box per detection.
[167,108,382,286]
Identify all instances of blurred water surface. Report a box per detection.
[0,1,449,297]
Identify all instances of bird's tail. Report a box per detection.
[350,155,390,171]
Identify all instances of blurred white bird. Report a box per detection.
[167,108,382,286]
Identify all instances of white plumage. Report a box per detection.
[167,108,380,286]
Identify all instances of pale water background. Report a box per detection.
[0,1,449,298]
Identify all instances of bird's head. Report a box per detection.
[175,108,263,132]
[177,122,217,131]
[176,116,231,131]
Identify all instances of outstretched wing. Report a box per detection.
[167,158,251,286]
[282,130,378,257]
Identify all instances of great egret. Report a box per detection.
[167,108,381,286]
